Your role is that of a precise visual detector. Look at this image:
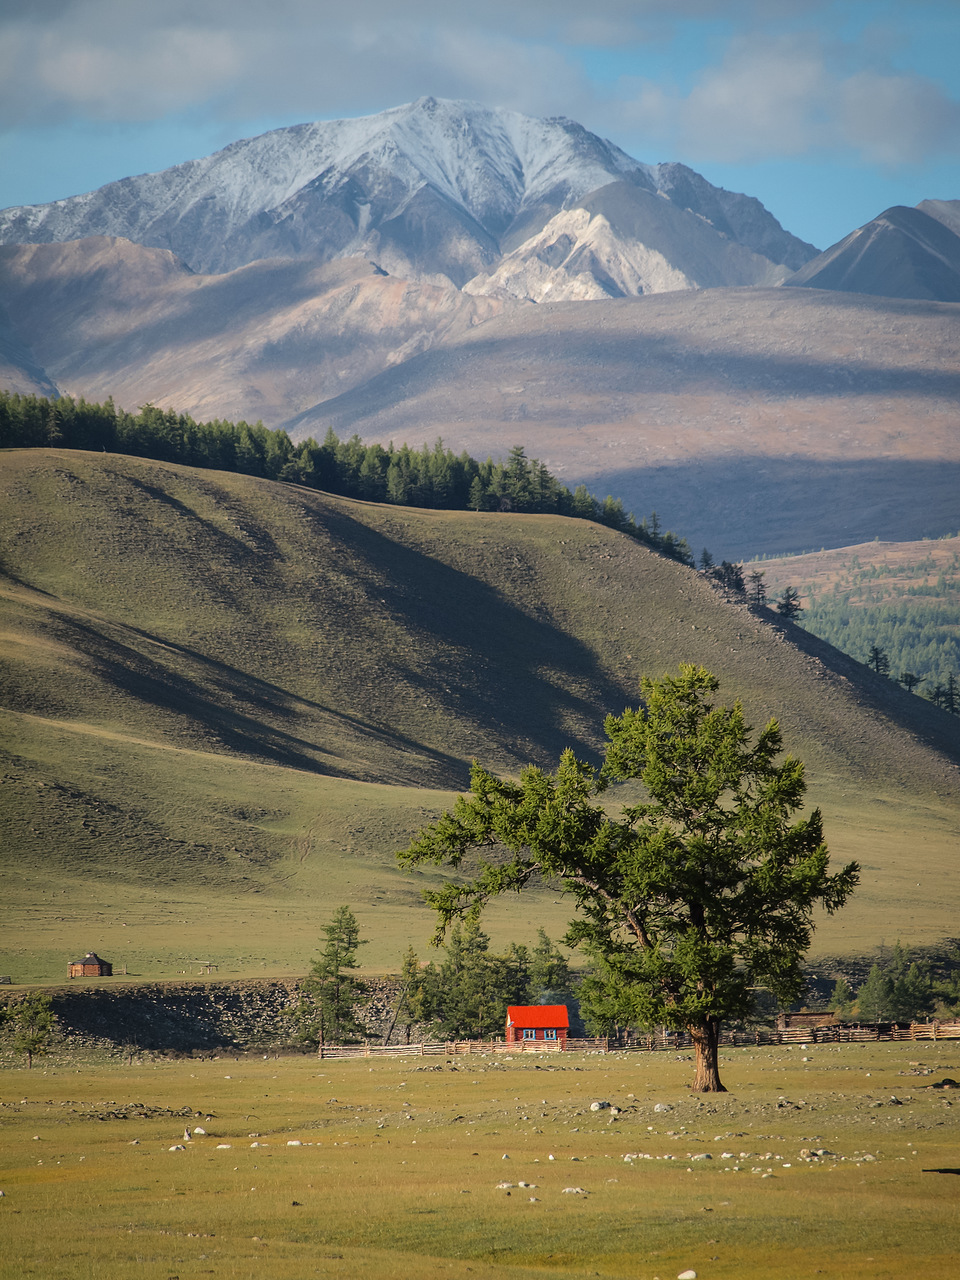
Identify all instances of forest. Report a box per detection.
[0,390,694,564]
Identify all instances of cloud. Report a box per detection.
[611,33,960,167]
[0,0,956,174]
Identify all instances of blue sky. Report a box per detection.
[0,0,957,250]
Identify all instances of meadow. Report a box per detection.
[2,1042,958,1279]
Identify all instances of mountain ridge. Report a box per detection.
[0,97,815,287]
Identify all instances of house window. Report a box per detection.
[523,1028,536,1039]
[544,1029,557,1040]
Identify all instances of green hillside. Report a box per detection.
[2,449,959,982]
[755,537,960,693]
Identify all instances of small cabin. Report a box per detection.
[505,1004,569,1046]
[68,952,112,979]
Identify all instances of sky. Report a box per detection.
[0,0,958,250]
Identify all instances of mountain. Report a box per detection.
[463,179,790,302]
[2,450,959,977]
[0,237,506,425]
[0,98,815,289]
[784,205,960,302]
[287,286,960,558]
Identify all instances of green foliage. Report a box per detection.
[407,922,574,1041]
[747,569,767,608]
[0,390,694,564]
[776,586,803,620]
[854,943,934,1023]
[787,550,960,693]
[398,664,859,1090]
[2,993,56,1067]
[296,906,369,1046]
[416,918,524,1040]
[528,928,573,1001]
[828,976,856,1018]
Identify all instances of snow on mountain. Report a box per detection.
[0,98,812,288]
[464,180,792,302]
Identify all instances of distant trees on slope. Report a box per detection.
[0,390,695,565]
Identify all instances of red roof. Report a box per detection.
[506,1004,570,1029]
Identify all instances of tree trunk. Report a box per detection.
[689,1018,726,1092]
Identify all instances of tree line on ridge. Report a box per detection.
[0,390,695,564]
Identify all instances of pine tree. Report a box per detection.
[776,586,803,620]
[528,929,573,1000]
[856,964,893,1022]
[829,976,855,1018]
[2,994,56,1068]
[298,906,368,1050]
[747,569,767,608]
[867,644,890,677]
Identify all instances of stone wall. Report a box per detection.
[2,976,407,1054]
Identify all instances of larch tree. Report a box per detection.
[398,665,858,1092]
[299,905,368,1051]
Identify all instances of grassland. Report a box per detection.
[1,1043,959,1278]
[2,449,960,983]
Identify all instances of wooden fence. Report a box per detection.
[316,1021,960,1059]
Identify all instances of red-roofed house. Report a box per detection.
[505,1004,569,1047]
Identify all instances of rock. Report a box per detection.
[590,1101,610,1111]
[561,1187,587,1194]
[287,1140,302,1146]
[678,1271,698,1279]
[691,1153,711,1160]
[654,1103,673,1113]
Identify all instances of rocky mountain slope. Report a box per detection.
[785,205,960,302]
[288,286,960,558]
[0,237,506,424]
[0,98,814,289]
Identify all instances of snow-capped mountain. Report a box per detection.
[0,97,814,287]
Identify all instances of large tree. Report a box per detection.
[398,665,858,1091]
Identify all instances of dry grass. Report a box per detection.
[2,1041,959,1278]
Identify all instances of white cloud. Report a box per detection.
[0,0,956,174]
[609,33,960,167]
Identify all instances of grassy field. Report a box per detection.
[3,449,960,982]
[1,1042,959,1279]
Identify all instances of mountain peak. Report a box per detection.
[0,99,810,285]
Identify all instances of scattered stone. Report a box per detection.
[193,1127,206,1135]
[216,1143,232,1149]
[168,1145,185,1151]
[287,1140,302,1146]
[691,1153,712,1161]
[654,1103,673,1113]
[562,1187,587,1194]
[590,1101,610,1111]
[678,1271,698,1279]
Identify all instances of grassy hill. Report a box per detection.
[755,536,960,689]
[2,449,959,982]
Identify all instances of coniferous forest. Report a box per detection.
[0,390,694,564]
